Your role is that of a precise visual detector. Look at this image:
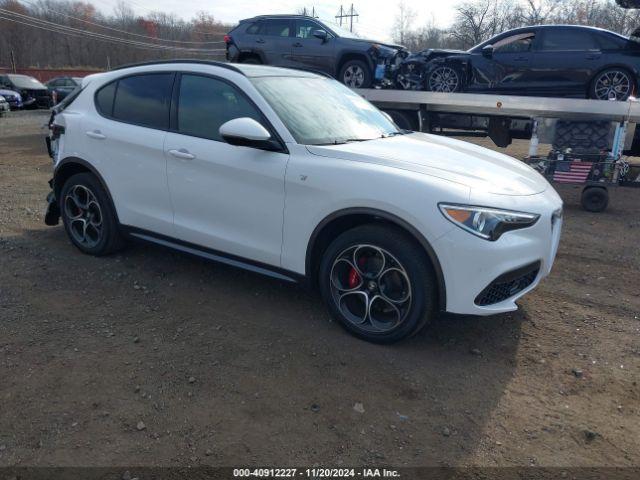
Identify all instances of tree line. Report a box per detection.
[0,0,230,69]
[3,0,640,70]
[394,0,640,52]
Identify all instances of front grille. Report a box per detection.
[475,261,541,306]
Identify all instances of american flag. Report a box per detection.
[553,161,593,184]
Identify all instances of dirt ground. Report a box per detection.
[0,110,639,469]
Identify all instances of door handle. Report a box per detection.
[256,38,265,44]
[293,42,302,47]
[85,130,106,140]
[169,148,195,160]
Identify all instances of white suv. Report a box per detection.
[46,61,562,343]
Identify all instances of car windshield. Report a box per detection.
[322,20,360,39]
[8,74,46,89]
[251,76,401,145]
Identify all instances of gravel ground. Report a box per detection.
[0,110,639,468]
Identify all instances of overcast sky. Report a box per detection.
[95,0,458,41]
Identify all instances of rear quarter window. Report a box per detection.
[246,22,261,34]
[95,81,116,116]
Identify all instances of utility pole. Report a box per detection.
[335,4,358,32]
[10,50,16,73]
[301,7,318,18]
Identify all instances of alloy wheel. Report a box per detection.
[343,65,365,88]
[594,70,632,100]
[64,184,103,248]
[428,66,459,92]
[329,244,412,333]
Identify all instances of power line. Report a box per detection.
[0,9,225,52]
[335,4,359,32]
[17,0,225,44]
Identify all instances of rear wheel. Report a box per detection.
[60,173,124,256]
[590,68,634,101]
[240,56,262,64]
[319,224,437,343]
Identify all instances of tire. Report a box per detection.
[240,56,262,65]
[60,172,125,256]
[581,187,609,213]
[339,59,372,88]
[425,64,463,93]
[589,68,635,101]
[384,109,419,131]
[319,224,437,343]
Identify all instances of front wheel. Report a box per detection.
[426,65,463,93]
[590,68,634,101]
[319,225,437,343]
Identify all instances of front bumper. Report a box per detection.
[434,191,563,315]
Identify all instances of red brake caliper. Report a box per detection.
[348,267,360,289]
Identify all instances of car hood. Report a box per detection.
[306,133,549,196]
[407,48,469,61]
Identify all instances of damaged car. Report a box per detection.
[0,88,22,110]
[394,25,640,100]
[225,14,408,88]
[0,74,53,108]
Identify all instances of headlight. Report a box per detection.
[439,204,539,241]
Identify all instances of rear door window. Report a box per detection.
[261,19,291,37]
[540,29,598,51]
[112,73,174,129]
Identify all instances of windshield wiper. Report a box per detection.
[316,138,375,145]
[381,130,408,138]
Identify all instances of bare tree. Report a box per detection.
[393,1,416,45]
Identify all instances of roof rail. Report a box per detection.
[110,59,244,75]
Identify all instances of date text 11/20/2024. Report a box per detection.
[233,468,401,478]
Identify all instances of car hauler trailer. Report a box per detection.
[354,89,640,212]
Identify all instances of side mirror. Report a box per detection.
[482,45,494,58]
[219,117,281,151]
[313,29,328,42]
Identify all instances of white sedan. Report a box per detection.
[46,61,562,343]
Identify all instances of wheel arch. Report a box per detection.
[588,64,639,98]
[54,157,120,223]
[237,51,265,64]
[305,207,446,310]
[337,51,374,78]
[424,57,469,90]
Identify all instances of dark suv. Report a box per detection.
[225,15,407,88]
[0,74,53,109]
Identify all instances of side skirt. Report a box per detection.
[122,226,304,285]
